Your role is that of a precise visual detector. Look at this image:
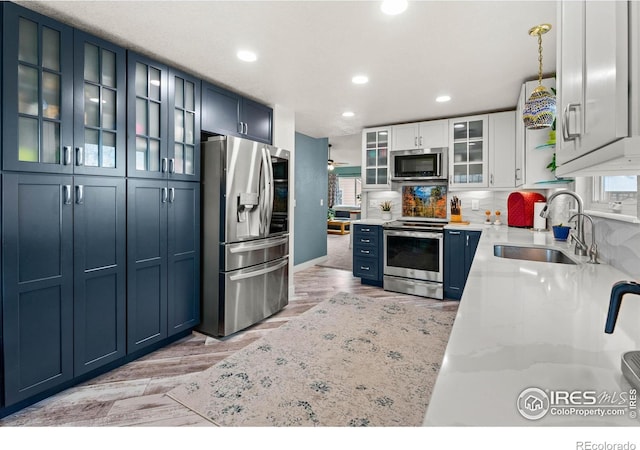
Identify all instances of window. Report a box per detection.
[337,177,361,206]
[590,175,638,216]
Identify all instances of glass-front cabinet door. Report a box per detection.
[449,115,488,188]
[168,68,200,181]
[362,127,390,189]
[74,32,126,176]
[2,3,73,173]
[127,52,168,179]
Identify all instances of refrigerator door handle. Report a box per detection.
[265,147,275,233]
[229,258,288,282]
[228,235,289,254]
[259,146,270,235]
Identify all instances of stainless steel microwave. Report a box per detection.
[390,148,448,181]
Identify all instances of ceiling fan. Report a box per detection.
[327,144,349,171]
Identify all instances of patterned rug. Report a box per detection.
[166,292,456,426]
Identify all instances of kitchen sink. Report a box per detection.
[493,245,577,265]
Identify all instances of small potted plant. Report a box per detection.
[380,200,392,220]
[552,222,571,241]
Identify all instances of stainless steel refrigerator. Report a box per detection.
[199,135,290,337]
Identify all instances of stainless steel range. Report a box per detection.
[382,220,446,299]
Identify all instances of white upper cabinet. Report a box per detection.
[392,119,448,151]
[362,126,391,189]
[556,0,634,176]
[488,111,516,189]
[449,114,488,188]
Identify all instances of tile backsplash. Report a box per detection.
[362,186,640,279]
[363,188,545,224]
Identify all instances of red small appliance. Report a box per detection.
[507,192,546,228]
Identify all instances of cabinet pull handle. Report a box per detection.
[244,123,248,135]
[238,122,244,134]
[361,228,370,232]
[466,234,469,246]
[161,187,168,203]
[360,249,370,254]
[563,103,581,141]
[169,158,175,174]
[161,157,168,173]
[360,266,370,270]
[361,239,370,243]
[169,187,175,203]
[76,185,84,204]
[414,136,418,147]
[448,231,461,235]
[419,136,423,147]
[490,174,494,185]
[76,147,84,166]
[63,146,72,165]
[63,185,72,205]
[515,167,521,181]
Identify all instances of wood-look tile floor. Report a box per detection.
[0,265,458,427]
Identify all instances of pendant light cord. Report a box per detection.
[537,32,544,86]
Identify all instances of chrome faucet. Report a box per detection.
[539,190,587,256]
[568,213,599,264]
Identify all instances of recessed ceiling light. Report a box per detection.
[381,0,408,16]
[436,95,451,103]
[342,111,355,117]
[237,50,257,62]
[352,75,369,85]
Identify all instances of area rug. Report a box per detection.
[166,292,456,426]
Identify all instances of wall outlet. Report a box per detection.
[471,199,479,211]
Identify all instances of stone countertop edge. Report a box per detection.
[423,226,640,426]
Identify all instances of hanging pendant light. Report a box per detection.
[328,144,335,171]
[522,24,556,129]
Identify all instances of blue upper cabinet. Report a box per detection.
[73,31,127,177]
[241,97,273,144]
[2,3,74,174]
[127,51,169,179]
[201,81,272,144]
[168,68,201,181]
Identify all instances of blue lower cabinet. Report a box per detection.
[353,224,383,287]
[444,229,481,300]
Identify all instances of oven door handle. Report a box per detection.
[384,230,443,240]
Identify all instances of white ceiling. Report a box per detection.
[19,0,558,165]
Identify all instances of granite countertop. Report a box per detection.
[424,226,640,426]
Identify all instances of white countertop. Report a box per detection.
[350,218,389,226]
[424,226,640,426]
